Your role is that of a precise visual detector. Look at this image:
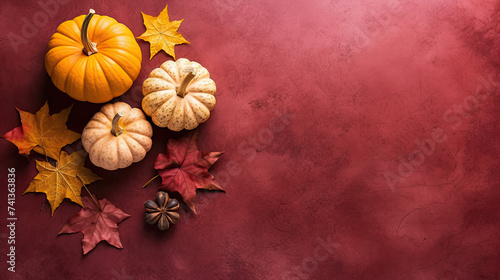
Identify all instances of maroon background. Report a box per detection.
[1,0,500,279]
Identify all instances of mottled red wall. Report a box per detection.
[1,0,500,279]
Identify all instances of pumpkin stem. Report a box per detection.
[110,112,124,136]
[81,9,98,56]
[176,67,196,98]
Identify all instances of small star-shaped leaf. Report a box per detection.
[137,4,190,59]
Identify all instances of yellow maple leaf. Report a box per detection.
[137,4,190,59]
[2,102,81,160]
[24,150,102,215]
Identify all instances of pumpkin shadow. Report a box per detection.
[42,74,74,110]
[42,74,102,132]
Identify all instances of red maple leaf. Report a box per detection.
[59,196,130,254]
[154,130,224,213]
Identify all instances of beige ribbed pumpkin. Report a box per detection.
[141,58,216,131]
[82,102,153,170]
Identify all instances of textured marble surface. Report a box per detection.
[1,0,500,279]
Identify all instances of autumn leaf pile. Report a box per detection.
[3,103,101,215]
[2,103,132,254]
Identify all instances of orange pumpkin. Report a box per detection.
[45,9,142,103]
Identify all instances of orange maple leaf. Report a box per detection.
[2,102,81,160]
[137,4,190,59]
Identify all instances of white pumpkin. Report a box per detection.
[142,58,216,131]
[82,102,153,170]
